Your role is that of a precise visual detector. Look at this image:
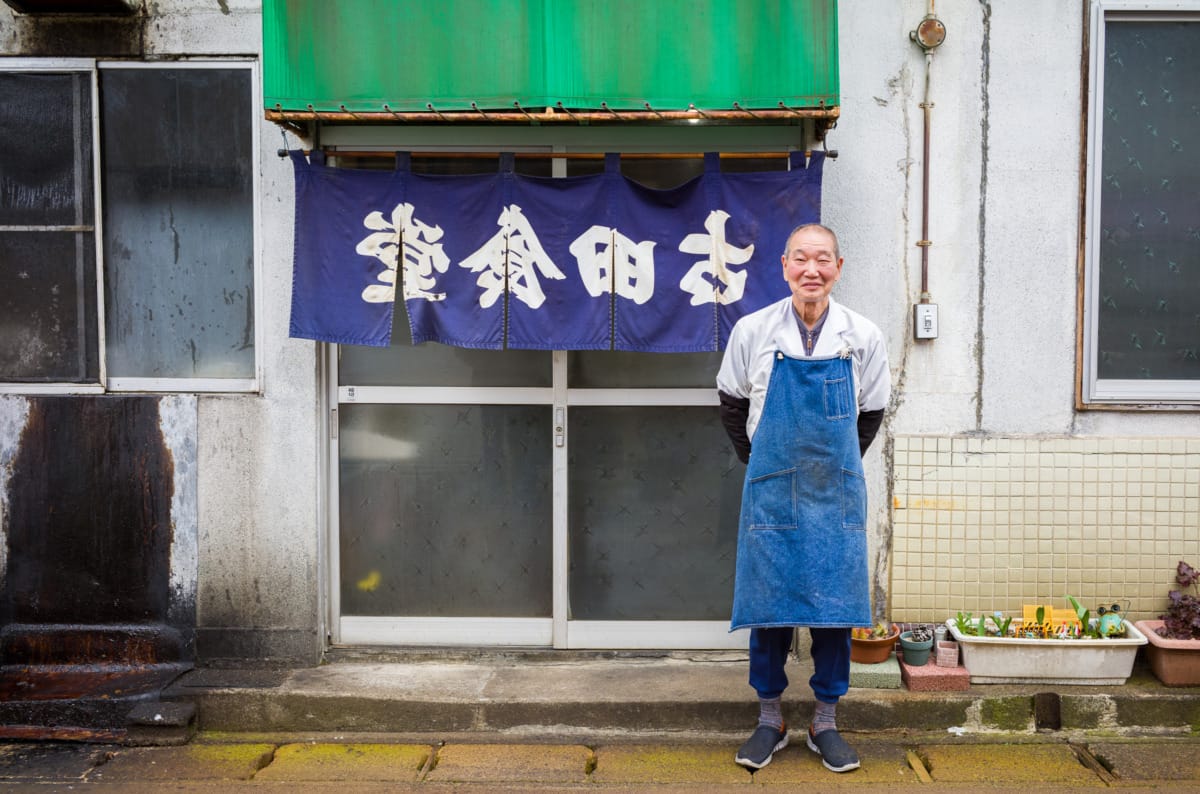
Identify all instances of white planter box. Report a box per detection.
[946,619,1147,685]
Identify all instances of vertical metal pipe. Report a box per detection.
[919,51,933,302]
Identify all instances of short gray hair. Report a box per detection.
[783,223,840,260]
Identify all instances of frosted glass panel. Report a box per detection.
[569,351,722,388]
[101,68,254,379]
[339,404,552,617]
[568,406,744,620]
[1097,21,1200,380]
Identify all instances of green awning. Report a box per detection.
[263,0,838,122]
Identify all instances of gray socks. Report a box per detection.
[812,699,837,734]
[760,698,838,733]
[757,696,784,730]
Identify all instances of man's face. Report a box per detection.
[781,227,843,306]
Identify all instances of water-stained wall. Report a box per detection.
[0,395,196,665]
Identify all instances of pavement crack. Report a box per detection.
[906,748,933,783]
[247,745,277,779]
[1070,743,1117,785]
[419,740,442,780]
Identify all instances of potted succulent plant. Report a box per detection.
[850,622,899,664]
[899,624,934,666]
[946,596,1147,685]
[1133,560,1200,687]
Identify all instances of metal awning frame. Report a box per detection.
[266,101,839,128]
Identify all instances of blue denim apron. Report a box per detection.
[730,351,871,630]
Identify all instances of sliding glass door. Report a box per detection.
[323,127,808,647]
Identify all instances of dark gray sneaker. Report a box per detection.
[806,726,860,772]
[735,722,788,770]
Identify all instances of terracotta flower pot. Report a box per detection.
[850,626,898,664]
[1134,619,1200,687]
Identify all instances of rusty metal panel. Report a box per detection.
[0,395,197,667]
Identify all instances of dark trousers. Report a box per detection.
[749,626,851,704]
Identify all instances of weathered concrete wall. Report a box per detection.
[0,0,321,665]
[2,0,1196,658]
[801,0,1199,623]
[139,0,321,665]
[149,1,322,664]
[979,0,1085,434]
[834,0,1200,439]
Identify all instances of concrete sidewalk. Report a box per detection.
[164,651,1200,737]
[5,651,1200,790]
[4,732,1200,791]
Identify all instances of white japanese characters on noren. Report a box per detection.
[460,204,566,309]
[355,204,754,309]
[355,202,449,303]
[678,210,754,306]
[570,225,657,305]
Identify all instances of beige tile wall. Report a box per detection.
[891,436,1200,624]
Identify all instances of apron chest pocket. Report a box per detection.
[823,376,854,421]
[747,467,797,530]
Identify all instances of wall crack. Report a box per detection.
[975,0,993,431]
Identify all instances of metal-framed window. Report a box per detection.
[0,58,261,394]
[1082,1,1200,405]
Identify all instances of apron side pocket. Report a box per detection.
[747,467,797,530]
[823,376,853,421]
[841,468,867,530]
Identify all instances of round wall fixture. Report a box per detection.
[911,15,947,51]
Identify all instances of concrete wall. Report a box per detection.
[0,0,320,665]
[837,0,1200,623]
[2,0,1197,661]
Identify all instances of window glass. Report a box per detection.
[567,406,743,620]
[100,67,255,379]
[1095,20,1200,382]
[0,232,98,382]
[333,153,553,177]
[338,403,553,617]
[0,72,98,383]
[569,351,721,388]
[0,72,93,227]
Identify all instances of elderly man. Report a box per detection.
[717,223,890,773]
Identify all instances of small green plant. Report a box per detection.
[992,611,1013,637]
[909,624,934,643]
[1066,595,1100,639]
[954,611,974,636]
[955,611,1012,637]
[851,622,895,640]
[974,614,989,636]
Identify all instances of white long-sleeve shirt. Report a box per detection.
[716,296,891,442]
